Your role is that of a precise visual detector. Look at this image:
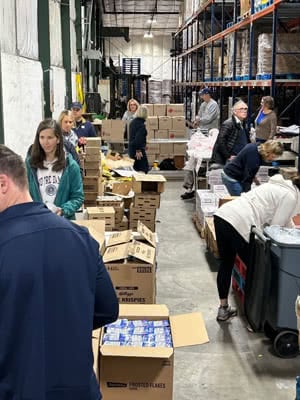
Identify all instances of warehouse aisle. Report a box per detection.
[156,180,299,400]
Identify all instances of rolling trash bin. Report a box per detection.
[245,226,300,358]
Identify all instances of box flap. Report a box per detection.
[133,174,166,183]
[87,227,106,254]
[119,304,169,318]
[169,312,209,347]
[73,220,105,233]
[106,230,132,247]
[128,240,156,264]
[137,221,156,248]
[103,242,130,263]
[100,344,173,359]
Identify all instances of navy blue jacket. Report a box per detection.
[128,117,147,158]
[0,202,119,400]
[224,143,262,192]
[74,119,96,138]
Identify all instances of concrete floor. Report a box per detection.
[156,180,299,400]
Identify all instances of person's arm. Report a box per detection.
[93,253,119,329]
[217,122,231,161]
[60,161,84,217]
[268,113,278,139]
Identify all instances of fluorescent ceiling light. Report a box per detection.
[144,32,153,38]
[147,18,157,23]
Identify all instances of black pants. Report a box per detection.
[133,149,149,173]
[214,215,250,300]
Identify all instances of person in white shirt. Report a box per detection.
[214,174,300,321]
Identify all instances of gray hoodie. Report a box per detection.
[215,174,300,242]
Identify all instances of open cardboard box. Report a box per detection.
[73,220,106,255]
[132,174,166,194]
[98,304,209,400]
[103,222,156,304]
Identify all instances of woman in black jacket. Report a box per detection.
[129,105,149,173]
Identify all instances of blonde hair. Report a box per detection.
[258,140,284,160]
[127,98,139,111]
[134,105,148,120]
[58,110,74,126]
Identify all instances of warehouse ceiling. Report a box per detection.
[100,0,184,36]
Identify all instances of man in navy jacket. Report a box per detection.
[0,145,119,400]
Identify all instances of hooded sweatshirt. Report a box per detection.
[215,174,300,242]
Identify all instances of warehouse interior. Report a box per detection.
[0,0,300,399]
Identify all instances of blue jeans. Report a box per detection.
[221,170,242,196]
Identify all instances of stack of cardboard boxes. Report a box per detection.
[83,138,102,206]
[101,119,126,143]
[97,195,129,231]
[129,174,166,232]
[143,103,187,166]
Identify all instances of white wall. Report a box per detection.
[1,53,43,158]
[105,35,172,80]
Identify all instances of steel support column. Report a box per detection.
[61,0,72,107]
[38,0,51,117]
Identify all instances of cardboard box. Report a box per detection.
[146,116,159,130]
[158,116,172,130]
[147,129,155,140]
[86,137,101,147]
[132,174,166,194]
[111,120,125,142]
[114,215,129,231]
[106,181,132,196]
[169,130,186,139]
[155,129,169,139]
[166,104,185,117]
[83,177,102,192]
[102,120,112,140]
[73,220,106,255]
[84,154,101,162]
[86,206,115,229]
[130,205,156,223]
[153,104,167,116]
[84,161,101,170]
[85,147,100,156]
[103,226,156,304]
[173,143,186,155]
[160,143,174,154]
[97,195,123,208]
[134,193,161,209]
[99,304,209,400]
[146,143,160,154]
[85,169,101,177]
[204,216,219,258]
[171,116,186,130]
[84,192,98,202]
[142,104,154,116]
[174,155,185,169]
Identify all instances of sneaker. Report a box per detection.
[216,305,237,322]
[181,190,195,200]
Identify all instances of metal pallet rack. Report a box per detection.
[171,0,300,126]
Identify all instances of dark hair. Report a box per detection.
[30,118,65,171]
[262,96,274,110]
[292,175,300,191]
[0,145,28,189]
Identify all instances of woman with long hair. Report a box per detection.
[26,118,84,219]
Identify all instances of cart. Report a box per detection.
[245,226,300,358]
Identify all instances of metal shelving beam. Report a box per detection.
[175,0,284,60]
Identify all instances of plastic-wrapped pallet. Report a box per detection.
[257,33,300,76]
[204,47,221,81]
[149,80,162,104]
[226,32,244,78]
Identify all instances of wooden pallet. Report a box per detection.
[192,213,205,238]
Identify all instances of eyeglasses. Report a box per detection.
[236,108,248,111]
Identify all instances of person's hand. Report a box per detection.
[229,155,236,160]
[135,150,143,160]
[55,207,63,216]
[193,120,200,128]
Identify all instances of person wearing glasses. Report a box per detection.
[210,100,250,169]
[221,140,284,196]
[254,96,277,143]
